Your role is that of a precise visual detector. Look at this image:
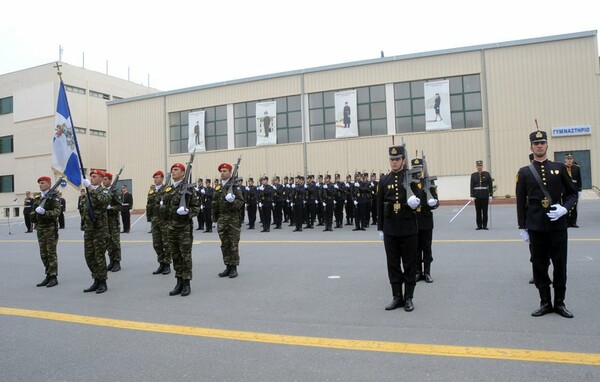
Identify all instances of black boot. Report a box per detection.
[424,263,433,283]
[531,287,553,317]
[181,279,191,296]
[84,279,100,293]
[162,264,171,275]
[111,260,121,272]
[107,260,114,272]
[169,277,183,296]
[218,265,231,278]
[385,283,404,310]
[229,266,238,278]
[153,263,165,275]
[36,276,50,287]
[96,280,107,294]
[553,288,573,318]
[404,284,415,312]
[46,276,58,288]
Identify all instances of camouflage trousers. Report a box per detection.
[84,227,108,280]
[36,224,59,276]
[167,223,193,280]
[106,215,121,262]
[151,219,171,264]
[217,219,241,266]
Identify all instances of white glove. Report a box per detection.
[286,199,289,203]
[159,200,163,206]
[578,191,581,198]
[370,182,374,187]
[407,195,421,209]
[245,186,250,191]
[489,196,493,201]
[200,205,204,210]
[35,206,46,215]
[345,183,349,187]
[427,198,437,207]
[353,200,358,205]
[322,202,326,207]
[323,184,328,189]
[201,188,206,194]
[292,184,296,189]
[107,204,112,210]
[258,202,263,208]
[378,231,384,240]
[290,202,294,207]
[82,178,91,188]
[354,182,359,187]
[334,184,339,189]
[304,184,308,189]
[176,206,189,215]
[333,200,337,205]
[316,182,320,187]
[546,204,567,221]
[258,186,264,191]
[519,229,529,243]
[225,193,235,203]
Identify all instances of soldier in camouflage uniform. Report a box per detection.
[212,162,245,278]
[82,169,111,294]
[31,176,61,288]
[160,163,200,296]
[102,172,123,272]
[147,170,172,275]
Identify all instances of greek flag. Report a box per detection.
[52,82,82,187]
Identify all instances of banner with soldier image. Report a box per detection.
[335,90,358,138]
[256,101,277,146]
[188,111,206,153]
[424,80,451,131]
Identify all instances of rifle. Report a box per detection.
[400,141,420,198]
[39,177,64,209]
[227,155,243,195]
[178,148,197,209]
[420,151,438,201]
[109,165,125,193]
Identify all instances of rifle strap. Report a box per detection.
[527,163,553,205]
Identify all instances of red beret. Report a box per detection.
[90,169,105,177]
[153,170,164,177]
[103,172,113,180]
[37,176,52,183]
[218,162,233,171]
[170,163,185,171]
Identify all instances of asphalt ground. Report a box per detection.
[1,201,599,381]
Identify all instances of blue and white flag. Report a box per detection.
[52,82,82,187]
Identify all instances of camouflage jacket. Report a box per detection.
[160,181,200,228]
[146,184,165,222]
[82,186,111,229]
[211,182,244,223]
[30,192,61,226]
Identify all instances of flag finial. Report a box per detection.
[54,61,63,82]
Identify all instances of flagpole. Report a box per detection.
[54,62,95,223]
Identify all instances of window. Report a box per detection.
[357,85,387,137]
[90,90,110,100]
[0,96,13,115]
[74,127,86,134]
[395,74,482,133]
[169,111,188,154]
[234,101,256,148]
[275,95,302,144]
[0,135,13,154]
[309,91,336,141]
[204,105,228,151]
[90,129,106,137]
[0,175,14,193]
[65,85,86,95]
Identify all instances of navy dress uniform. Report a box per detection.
[516,130,578,318]
[470,160,493,229]
[377,146,425,312]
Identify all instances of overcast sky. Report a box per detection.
[2,0,598,91]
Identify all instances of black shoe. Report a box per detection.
[180,280,191,297]
[352,228,360,231]
[260,229,267,232]
[424,274,433,283]
[528,277,534,284]
[415,272,424,282]
[96,280,107,294]
[26,230,33,233]
[274,226,282,229]
[385,297,404,311]
[196,228,202,230]
[37,276,50,287]
[404,298,414,312]
[111,261,121,272]
[169,278,183,296]
[554,303,574,318]
[162,264,171,275]
[360,228,366,231]
[483,227,489,230]
[84,280,99,293]
[106,260,114,272]
[229,266,238,278]
[531,302,553,317]
[476,227,482,230]
[571,224,579,228]
[293,228,302,232]
[46,276,58,288]
[153,263,165,275]
[218,266,231,278]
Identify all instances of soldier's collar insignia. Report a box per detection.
[149,189,155,194]
[35,195,41,199]
[215,185,221,191]
[165,186,172,192]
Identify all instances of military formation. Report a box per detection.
[28,129,581,319]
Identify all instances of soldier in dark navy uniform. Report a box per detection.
[320,174,336,231]
[333,174,346,228]
[564,153,582,228]
[369,173,379,225]
[258,176,274,232]
[352,173,369,231]
[377,146,424,312]
[202,179,214,232]
[245,178,258,229]
[470,160,494,230]
[272,176,284,229]
[305,175,318,229]
[344,174,354,226]
[411,158,439,283]
[516,130,578,318]
[291,175,306,232]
